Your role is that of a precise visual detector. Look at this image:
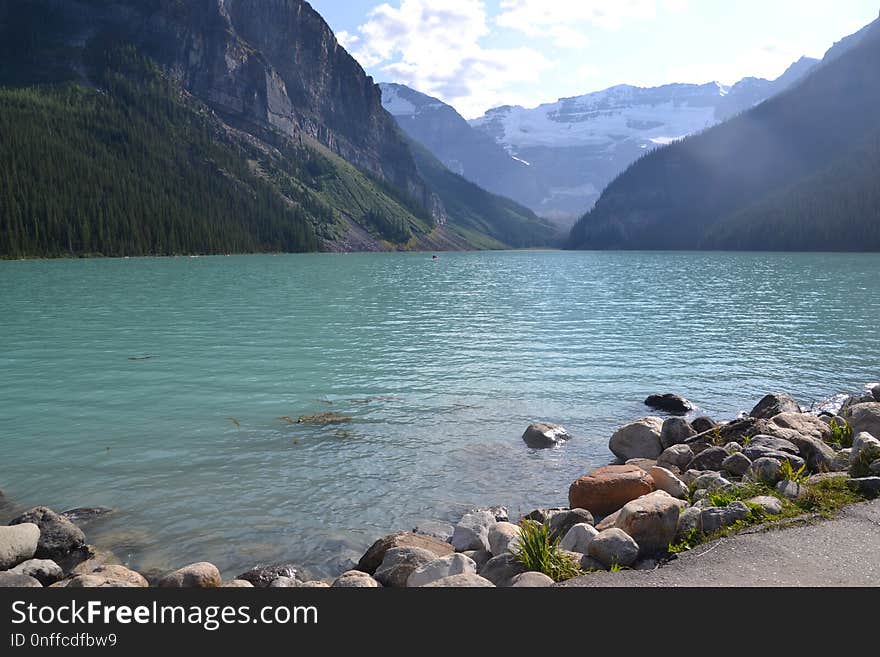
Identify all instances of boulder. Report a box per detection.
[510,572,555,587]
[747,496,783,516]
[775,480,806,500]
[783,434,836,473]
[700,502,749,534]
[237,564,300,588]
[588,528,639,568]
[657,444,694,472]
[299,581,330,588]
[406,553,477,588]
[222,580,255,587]
[687,446,729,472]
[648,466,689,499]
[62,575,142,588]
[0,523,40,570]
[676,507,703,540]
[488,523,522,556]
[595,510,622,532]
[375,547,438,588]
[451,511,496,552]
[0,572,42,588]
[747,435,800,455]
[851,432,880,476]
[691,417,717,434]
[477,506,510,522]
[645,394,693,414]
[522,422,571,449]
[157,562,222,588]
[843,403,880,438]
[420,573,495,587]
[750,394,801,419]
[626,458,658,472]
[568,465,655,517]
[412,521,454,543]
[522,508,567,524]
[660,417,697,449]
[691,472,732,492]
[746,457,783,485]
[743,447,806,472]
[771,413,833,443]
[73,564,148,587]
[357,532,453,574]
[722,452,752,477]
[724,442,743,454]
[609,417,664,461]
[462,550,491,570]
[848,478,880,497]
[615,491,685,556]
[332,571,380,588]
[8,558,63,586]
[548,509,594,541]
[559,523,599,554]
[268,577,298,588]
[806,472,849,486]
[9,507,86,562]
[579,555,607,572]
[478,553,526,587]
[833,449,853,472]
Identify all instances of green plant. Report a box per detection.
[668,528,699,554]
[709,427,725,446]
[511,520,585,583]
[849,446,880,478]
[741,434,754,447]
[609,563,628,573]
[778,459,809,484]
[794,477,865,517]
[828,418,854,449]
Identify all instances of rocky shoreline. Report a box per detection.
[2,384,880,589]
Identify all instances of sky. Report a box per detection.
[309,0,880,119]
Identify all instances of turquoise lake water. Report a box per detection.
[0,251,878,578]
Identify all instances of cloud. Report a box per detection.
[341,0,552,118]
[496,0,688,47]
[665,40,808,86]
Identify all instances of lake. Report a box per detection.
[0,251,878,579]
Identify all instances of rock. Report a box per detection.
[60,507,115,524]
[645,393,693,414]
[745,458,783,485]
[548,509,595,541]
[748,435,801,455]
[722,452,752,477]
[488,522,522,556]
[691,472,732,491]
[412,521,454,543]
[579,555,607,572]
[747,496,784,515]
[660,417,697,449]
[692,489,710,502]
[522,508,566,524]
[74,564,148,588]
[451,511,496,552]
[510,572,555,587]
[406,553,477,588]
[559,523,599,554]
[9,507,86,562]
[676,507,703,540]
[0,572,42,587]
[724,442,743,454]
[771,413,833,443]
[871,460,880,475]
[588,528,639,568]
[522,422,571,448]
[657,444,694,472]
[222,580,255,587]
[8,559,63,586]
[609,417,664,460]
[700,503,749,534]
[873,384,880,402]
[62,575,142,588]
[332,571,380,588]
[833,450,852,472]
[724,501,751,523]
[568,465,655,517]
[743,447,806,472]
[806,472,849,485]
[299,581,330,588]
[687,446,729,472]
[237,564,300,588]
[268,577,299,588]
[157,562,222,588]
[462,550,491,570]
[0,523,40,570]
[851,432,880,476]
[615,491,685,556]
[848,478,880,497]
[843,403,880,438]
[420,573,495,587]
[750,393,801,419]
[476,506,510,523]
[374,547,437,588]
[478,553,526,587]
[626,458,658,472]
[691,417,717,434]
[648,466,689,499]
[783,434,837,474]
[775,480,806,500]
[357,532,454,574]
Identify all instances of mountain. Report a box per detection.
[568,17,880,252]
[0,0,553,257]
[463,61,817,222]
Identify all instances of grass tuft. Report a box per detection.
[511,520,585,582]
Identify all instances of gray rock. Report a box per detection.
[268,576,298,588]
[750,393,801,419]
[71,563,148,587]
[357,532,453,574]
[771,413,833,444]
[374,547,437,588]
[748,435,801,455]
[615,491,685,555]
[522,422,571,449]
[648,466,689,499]
[8,558,63,586]
[747,496,784,515]
[331,571,380,588]
[473,506,510,522]
[725,501,751,522]
[462,550,491,570]
[692,489,710,502]
[298,581,330,588]
[625,458,658,471]
[451,511,496,552]
[222,580,255,587]
[478,553,527,587]
[871,460,880,475]
[157,562,222,588]
[579,555,607,572]
[510,572,555,587]
[548,508,595,542]
[743,447,806,472]
[700,503,749,534]
[645,393,693,414]
[682,469,713,486]
[412,521,454,543]
[873,384,880,402]
[775,480,806,500]
[692,472,732,492]
[687,446,729,472]
[587,528,639,568]
[781,433,837,474]
[676,507,703,540]
[595,510,622,532]
[406,553,477,588]
[420,573,495,587]
[9,507,86,562]
[833,449,853,473]
[237,564,300,588]
[61,507,115,524]
[488,522,522,556]
[843,403,880,439]
[657,444,695,472]
[609,417,664,461]
[851,432,880,476]
[847,477,880,497]
[559,523,599,554]
[660,417,697,449]
[0,572,42,588]
[691,417,717,434]
[0,523,40,571]
[722,452,752,477]
[745,457,784,485]
[724,442,743,454]
[522,508,566,524]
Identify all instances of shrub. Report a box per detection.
[828,418,854,449]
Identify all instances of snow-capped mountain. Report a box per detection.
[381,58,818,224]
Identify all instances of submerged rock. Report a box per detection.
[645,394,693,414]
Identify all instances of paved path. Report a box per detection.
[557,499,880,587]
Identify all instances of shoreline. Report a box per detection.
[2,383,879,588]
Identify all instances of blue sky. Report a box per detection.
[309,0,879,118]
